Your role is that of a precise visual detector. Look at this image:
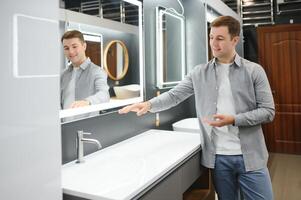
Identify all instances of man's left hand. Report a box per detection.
[203,114,235,127]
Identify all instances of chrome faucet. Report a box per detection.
[76,130,102,163]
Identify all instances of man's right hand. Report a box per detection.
[118,101,151,116]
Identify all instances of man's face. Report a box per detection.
[63,38,86,67]
[209,26,239,61]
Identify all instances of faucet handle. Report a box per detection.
[77,130,91,137]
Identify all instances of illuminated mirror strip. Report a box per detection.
[156,7,185,88]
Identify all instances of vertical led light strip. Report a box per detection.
[156,7,166,88]
[155,7,161,88]
[180,14,185,81]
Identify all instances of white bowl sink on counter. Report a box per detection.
[62,129,201,200]
[113,84,140,99]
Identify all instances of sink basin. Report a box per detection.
[113,84,140,99]
[172,118,200,133]
[172,118,204,146]
[63,154,145,197]
[62,129,201,200]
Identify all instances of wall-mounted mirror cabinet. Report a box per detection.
[156,6,186,89]
[59,0,143,123]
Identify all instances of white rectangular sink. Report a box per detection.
[62,129,201,200]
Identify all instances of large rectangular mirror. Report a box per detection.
[156,6,185,88]
[59,0,143,122]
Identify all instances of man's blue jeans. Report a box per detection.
[212,155,273,200]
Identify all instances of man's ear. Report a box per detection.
[232,36,240,45]
[83,42,87,50]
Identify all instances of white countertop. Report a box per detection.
[62,129,201,200]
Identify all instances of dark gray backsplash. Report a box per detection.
[61,97,195,164]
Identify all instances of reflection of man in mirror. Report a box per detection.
[60,30,110,109]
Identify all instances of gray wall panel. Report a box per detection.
[183,0,208,72]
[0,0,61,200]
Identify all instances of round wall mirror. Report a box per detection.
[104,40,129,81]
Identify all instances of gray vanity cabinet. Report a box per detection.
[139,164,182,200]
[139,151,202,200]
[181,151,203,193]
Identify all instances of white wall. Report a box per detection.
[0,0,61,200]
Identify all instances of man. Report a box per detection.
[119,16,275,200]
[61,30,110,109]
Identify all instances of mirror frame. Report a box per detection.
[103,40,129,81]
[156,6,186,88]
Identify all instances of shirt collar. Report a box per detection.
[68,57,91,71]
[211,54,242,68]
[233,54,242,67]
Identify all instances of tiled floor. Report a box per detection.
[268,153,301,200]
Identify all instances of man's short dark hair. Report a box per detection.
[210,16,241,38]
[61,30,85,43]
